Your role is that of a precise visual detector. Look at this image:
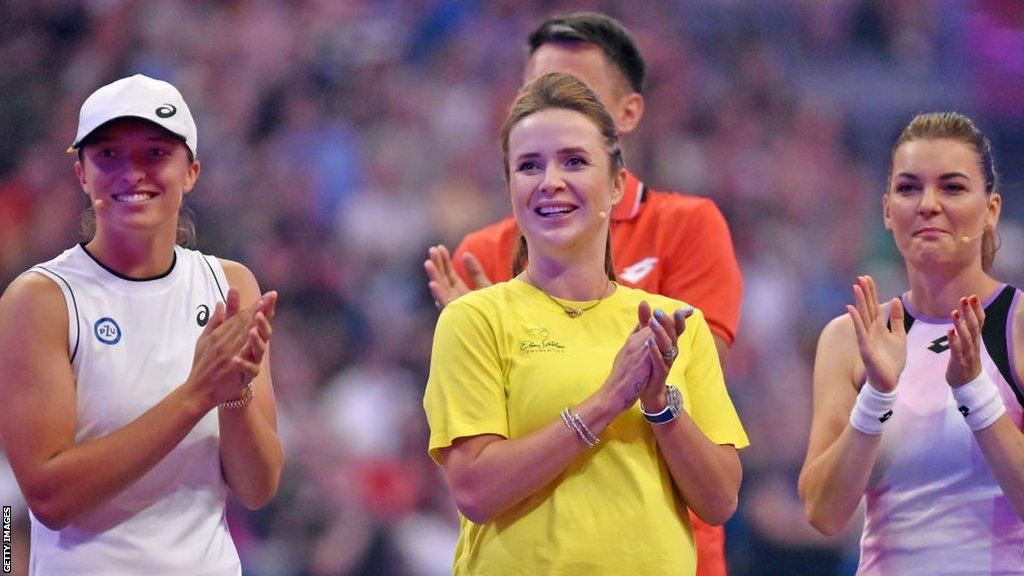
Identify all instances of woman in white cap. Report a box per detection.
[800,112,1024,574]
[0,74,283,575]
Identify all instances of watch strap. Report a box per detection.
[640,385,682,424]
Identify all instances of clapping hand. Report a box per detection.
[946,295,985,388]
[424,245,492,309]
[636,301,693,410]
[188,288,277,408]
[846,275,906,393]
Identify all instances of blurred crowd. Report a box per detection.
[2,1,1023,574]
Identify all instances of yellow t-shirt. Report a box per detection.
[424,279,748,576]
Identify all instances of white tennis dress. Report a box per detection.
[27,244,241,576]
[859,285,1024,575]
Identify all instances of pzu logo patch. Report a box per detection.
[94,317,122,345]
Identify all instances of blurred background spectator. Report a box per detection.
[1,1,1022,575]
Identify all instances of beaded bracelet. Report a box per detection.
[220,383,255,410]
[561,407,601,447]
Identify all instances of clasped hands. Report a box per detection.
[604,301,694,414]
[187,288,278,409]
[847,275,985,393]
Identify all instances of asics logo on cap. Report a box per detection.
[156,103,177,118]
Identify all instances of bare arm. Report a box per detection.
[640,304,741,525]
[0,273,261,529]
[947,294,1024,519]
[797,315,881,535]
[974,417,1024,518]
[798,276,906,535]
[438,329,654,524]
[218,259,283,510]
[649,416,741,526]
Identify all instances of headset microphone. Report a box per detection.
[960,228,986,243]
[597,205,613,219]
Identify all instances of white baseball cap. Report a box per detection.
[69,74,198,158]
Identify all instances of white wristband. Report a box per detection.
[951,371,1006,431]
[850,380,898,435]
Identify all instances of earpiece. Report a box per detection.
[960,225,987,243]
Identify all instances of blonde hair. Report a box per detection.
[500,71,623,280]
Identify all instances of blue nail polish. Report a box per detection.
[654,309,666,320]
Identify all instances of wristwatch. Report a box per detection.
[640,385,683,425]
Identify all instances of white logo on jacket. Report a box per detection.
[619,257,658,284]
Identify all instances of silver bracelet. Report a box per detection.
[561,407,600,447]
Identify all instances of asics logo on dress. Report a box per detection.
[619,257,658,284]
[196,304,210,327]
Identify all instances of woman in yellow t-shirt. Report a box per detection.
[424,71,748,575]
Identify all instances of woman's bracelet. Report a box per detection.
[219,382,255,410]
[849,379,898,435]
[561,407,600,448]
[951,371,1006,431]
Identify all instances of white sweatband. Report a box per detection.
[951,371,1006,431]
[849,380,898,435]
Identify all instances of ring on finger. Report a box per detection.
[662,346,678,362]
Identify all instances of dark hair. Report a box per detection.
[76,125,198,247]
[78,204,197,247]
[889,112,999,270]
[500,71,623,281]
[528,12,645,95]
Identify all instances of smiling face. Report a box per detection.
[75,118,199,238]
[884,138,1000,273]
[507,107,625,258]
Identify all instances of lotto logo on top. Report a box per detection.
[94,317,122,345]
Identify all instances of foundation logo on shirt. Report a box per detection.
[94,317,121,345]
[619,257,658,284]
[520,326,566,354]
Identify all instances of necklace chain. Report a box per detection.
[526,271,613,318]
